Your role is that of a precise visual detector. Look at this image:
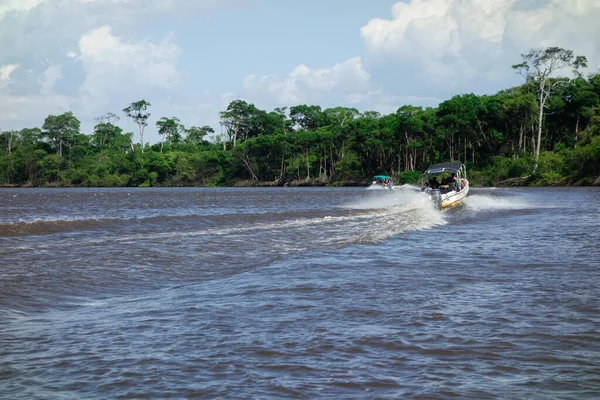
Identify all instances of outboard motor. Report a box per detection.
[430,189,442,209]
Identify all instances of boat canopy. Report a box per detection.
[373,175,391,179]
[424,162,465,175]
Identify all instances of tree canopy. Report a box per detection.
[1,47,599,188]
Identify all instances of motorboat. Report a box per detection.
[368,175,394,189]
[421,162,469,209]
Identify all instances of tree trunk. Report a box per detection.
[139,125,145,153]
[518,123,523,154]
[7,131,12,155]
[329,145,335,177]
[534,81,546,170]
[306,149,310,179]
[531,123,536,158]
[575,114,580,147]
[243,154,259,181]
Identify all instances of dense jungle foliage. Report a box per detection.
[1,49,599,187]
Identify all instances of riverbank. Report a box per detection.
[4,176,599,189]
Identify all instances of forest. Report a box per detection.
[1,47,599,188]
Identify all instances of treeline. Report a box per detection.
[1,48,599,187]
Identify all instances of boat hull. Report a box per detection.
[367,181,394,190]
[420,162,470,209]
[367,184,393,190]
[423,180,469,209]
[440,181,469,208]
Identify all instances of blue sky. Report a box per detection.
[1,0,599,144]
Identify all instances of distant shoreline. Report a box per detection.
[2,176,599,189]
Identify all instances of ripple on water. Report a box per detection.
[1,187,600,399]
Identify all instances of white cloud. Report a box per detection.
[0,61,70,124]
[241,57,375,106]
[39,64,63,94]
[504,0,600,65]
[0,0,46,20]
[359,0,600,97]
[76,25,182,118]
[76,0,131,3]
[232,56,443,117]
[0,0,249,141]
[0,63,19,86]
[222,0,600,121]
[2,0,599,144]
[0,0,243,19]
[0,24,184,137]
[0,63,71,123]
[0,92,71,123]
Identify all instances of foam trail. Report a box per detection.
[464,194,531,211]
[338,188,446,242]
[344,187,425,210]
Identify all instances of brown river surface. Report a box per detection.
[1,186,599,399]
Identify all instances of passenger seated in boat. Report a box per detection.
[429,177,439,188]
[439,176,449,189]
[449,173,459,191]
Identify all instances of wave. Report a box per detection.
[463,194,532,211]
[0,218,115,237]
[1,208,212,226]
[0,209,313,238]
[337,188,446,242]
[345,185,428,210]
[1,189,447,254]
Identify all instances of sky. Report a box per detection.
[1,0,599,144]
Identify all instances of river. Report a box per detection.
[1,186,599,399]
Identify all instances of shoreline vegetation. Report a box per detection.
[2,176,598,189]
[1,47,599,189]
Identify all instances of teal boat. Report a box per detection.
[369,175,393,189]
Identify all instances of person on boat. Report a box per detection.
[439,176,450,189]
[429,177,439,189]
[450,173,459,191]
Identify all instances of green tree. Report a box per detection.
[323,107,359,127]
[92,112,122,148]
[0,128,16,155]
[185,125,214,145]
[123,100,151,151]
[512,47,587,168]
[501,88,537,156]
[396,105,426,171]
[41,112,81,157]
[271,107,293,134]
[156,117,183,152]
[289,105,324,131]
[220,100,269,147]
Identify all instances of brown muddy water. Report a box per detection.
[1,186,599,399]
